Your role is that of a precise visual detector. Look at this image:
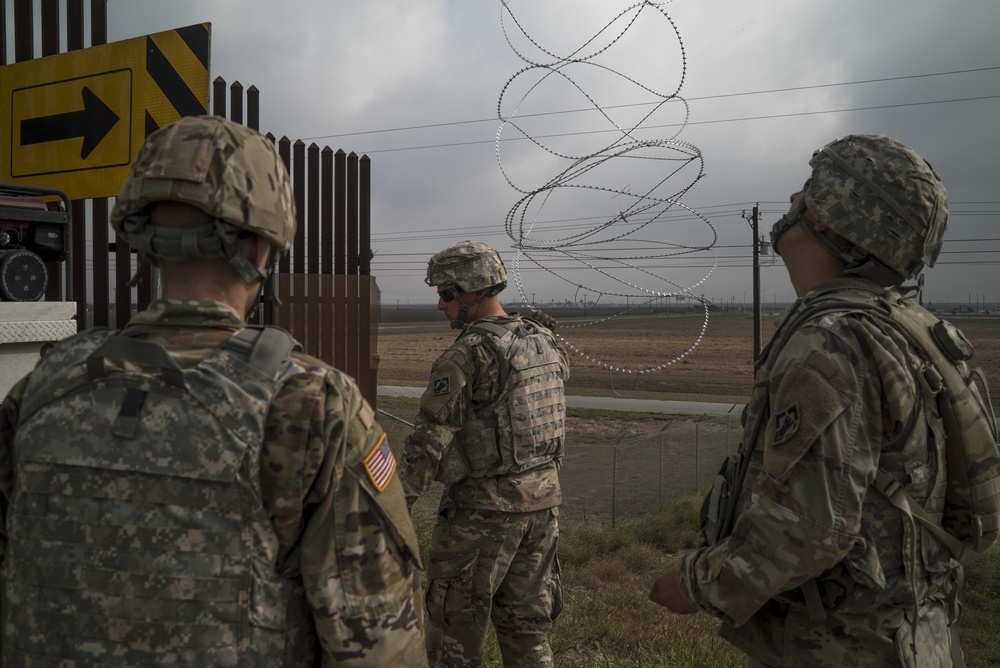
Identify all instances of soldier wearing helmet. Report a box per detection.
[401,240,570,667]
[425,240,509,329]
[0,116,427,666]
[652,135,969,666]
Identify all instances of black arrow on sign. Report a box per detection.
[20,86,120,160]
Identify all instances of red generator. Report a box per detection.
[0,183,71,302]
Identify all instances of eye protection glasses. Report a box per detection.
[438,288,460,303]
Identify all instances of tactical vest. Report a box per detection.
[3,326,318,667]
[453,318,566,479]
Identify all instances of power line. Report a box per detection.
[302,66,1000,142]
[352,93,1000,155]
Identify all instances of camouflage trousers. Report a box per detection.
[424,506,562,668]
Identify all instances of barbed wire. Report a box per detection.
[496,1,716,376]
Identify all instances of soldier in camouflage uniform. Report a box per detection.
[0,116,427,666]
[400,241,570,667]
[651,135,968,667]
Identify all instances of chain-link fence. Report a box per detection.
[378,407,739,528]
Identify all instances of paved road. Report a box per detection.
[378,385,745,417]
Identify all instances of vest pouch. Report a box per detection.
[893,600,954,668]
[435,442,471,485]
[456,417,501,474]
[508,362,565,471]
[700,453,741,546]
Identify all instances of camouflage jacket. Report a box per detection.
[677,278,960,666]
[0,300,428,667]
[400,313,570,512]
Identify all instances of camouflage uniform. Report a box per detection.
[678,278,964,666]
[0,299,427,666]
[401,313,570,667]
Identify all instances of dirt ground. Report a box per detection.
[378,312,1000,406]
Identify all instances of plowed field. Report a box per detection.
[378,312,1000,405]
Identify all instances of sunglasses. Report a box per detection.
[438,288,460,303]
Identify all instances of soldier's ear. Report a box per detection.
[243,235,272,271]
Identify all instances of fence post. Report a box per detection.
[695,412,707,494]
[658,434,664,510]
[611,445,618,528]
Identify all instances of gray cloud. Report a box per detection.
[105,0,999,308]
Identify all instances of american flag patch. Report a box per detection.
[364,434,396,492]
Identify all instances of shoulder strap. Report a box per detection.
[467,321,517,394]
[874,469,972,562]
[220,326,297,378]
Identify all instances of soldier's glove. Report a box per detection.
[532,309,558,330]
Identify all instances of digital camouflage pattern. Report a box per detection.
[425,240,508,294]
[678,278,965,667]
[424,507,562,668]
[111,115,297,253]
[0,300,427,667]
[804,134,949,281]
[400,312,569,667]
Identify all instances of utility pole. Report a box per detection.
[742,203,762,361]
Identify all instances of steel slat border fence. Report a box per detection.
[4,0,380,405]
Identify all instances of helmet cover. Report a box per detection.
[426,241,508,294]
[110,115,296,253]
[803,134,948,282]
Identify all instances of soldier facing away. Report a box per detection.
[0,115,428,666]
[650,134,978,666]
[400,241,570,667]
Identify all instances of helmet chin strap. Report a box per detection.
[246,255,283,321]
[769,197,807,254]
[452,291,491,330]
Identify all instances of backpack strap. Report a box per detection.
[874,469,973,562]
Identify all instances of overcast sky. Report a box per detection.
[98,0,999,312]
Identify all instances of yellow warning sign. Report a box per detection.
[0,23,210,200]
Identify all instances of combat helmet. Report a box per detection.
[110,115,296,285]
[802,134,949,285]
[426,241,507,295]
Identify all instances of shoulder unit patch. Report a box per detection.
[772,405,800,445]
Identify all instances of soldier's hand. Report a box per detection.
[650,563,699,614]
[532,309,558,330]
